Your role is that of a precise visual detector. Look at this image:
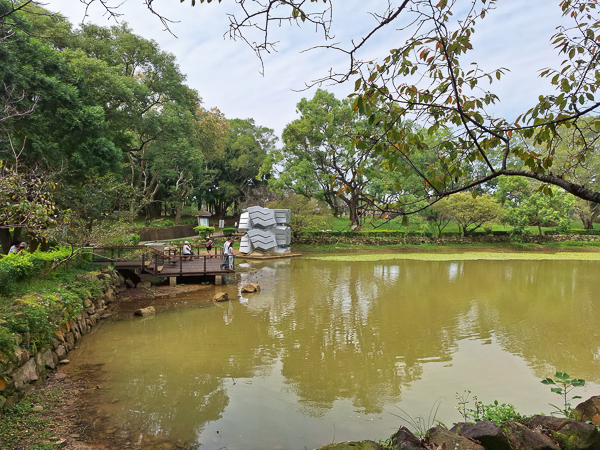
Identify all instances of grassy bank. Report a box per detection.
[291,240,600,254]
[0,251,102,363]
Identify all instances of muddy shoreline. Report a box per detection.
[16,283,216,450]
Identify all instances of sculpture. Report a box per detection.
[238,206,291,254]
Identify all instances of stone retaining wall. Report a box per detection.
[292,234,600,246]
[0,269,125,411]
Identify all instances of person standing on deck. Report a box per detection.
[224,237,234,270]
[221,238,231,269]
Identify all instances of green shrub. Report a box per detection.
[148,218,176,227]
[194,226,215,237]
[0,325,16,358]
[6,295,64,351]
[222,227,237,236]
[0,254,35,295]
[555,218,572,234]
[131,234,141,245]
[0,275,103,355]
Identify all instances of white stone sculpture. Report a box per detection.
[238,206,291,254]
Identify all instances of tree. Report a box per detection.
[0,3,222,241]
[496,177,575,236]
[203,118,275,217]
[432,193,503,236]
[549,117,600,229]
[267,194,334,237]
[276,89,379,225]
[421,206,451,238]
[0,160,59,253]
[182,0,600,215]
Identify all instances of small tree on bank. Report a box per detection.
[433,194,503,237]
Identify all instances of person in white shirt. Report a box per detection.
[8,242,26,255]
[182,241,194,259]
[221,238,234,270]
[226,238,235,270]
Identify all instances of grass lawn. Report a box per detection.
[329,216,599,235]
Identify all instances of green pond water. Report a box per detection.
[65,256,600,449]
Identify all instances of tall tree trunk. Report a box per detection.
[0,228,11,254]
[579,209,593,229]
[175,204,182,225]
[348,190,360,227]
[145,202,162,224]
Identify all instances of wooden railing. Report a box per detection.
[89,245,233,276]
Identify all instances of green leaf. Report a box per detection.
[354,77,362,92]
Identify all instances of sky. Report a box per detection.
[44,0,570,142]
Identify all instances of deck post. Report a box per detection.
[215,275,222,285]
[169,276,177,287]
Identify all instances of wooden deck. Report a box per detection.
[90,246,235,278]
[114,257,234,277]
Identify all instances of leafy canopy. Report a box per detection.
[185,0,600,215]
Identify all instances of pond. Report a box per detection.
[64,255,600,450]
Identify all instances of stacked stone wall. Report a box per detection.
[0,269,125,411]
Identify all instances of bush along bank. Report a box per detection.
[0,269,125,411]
[316,396,600,450]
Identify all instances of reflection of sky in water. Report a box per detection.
[448,262,461,282]
[66,258,600,450]
[374,264,400,284]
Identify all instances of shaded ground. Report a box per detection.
[0,370,93,450]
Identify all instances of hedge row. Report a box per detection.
[544,229,600,236]
[298,230,511,238]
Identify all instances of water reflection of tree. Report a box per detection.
[93,258,600,440]
[97,303,278,442]
[466,260,600,382]
[266,259,600,415]
[269,260,468,415]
